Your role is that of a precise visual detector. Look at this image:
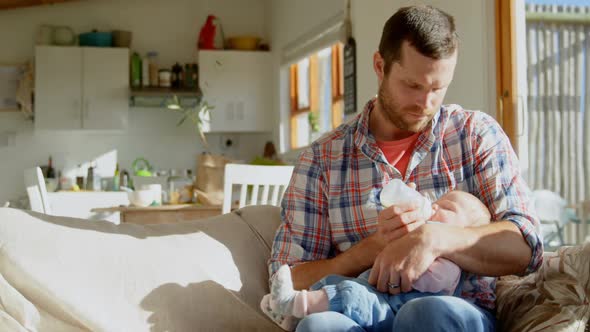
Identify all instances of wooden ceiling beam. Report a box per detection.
[0,0,79,11]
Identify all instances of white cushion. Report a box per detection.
[0,206,282,331]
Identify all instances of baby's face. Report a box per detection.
[429,196,469,226]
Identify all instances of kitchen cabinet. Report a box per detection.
[35,46,129,130]
[198,50,271,133]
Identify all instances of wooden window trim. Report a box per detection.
[289,43,345,149]
[331,43,344,102]
[495,0,519,153]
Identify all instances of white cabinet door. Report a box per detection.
[82,48,129,130]
[35,46,129,131]
[199,50,271,133]
[35,46,83,130]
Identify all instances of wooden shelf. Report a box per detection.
[129,87,203,108]
[130,87,201,98]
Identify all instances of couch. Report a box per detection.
[0,206,587,331]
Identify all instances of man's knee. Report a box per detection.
[393,296,495,332]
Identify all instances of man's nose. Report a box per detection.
[416,91,435,110]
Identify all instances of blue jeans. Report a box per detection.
[295,273,496,332]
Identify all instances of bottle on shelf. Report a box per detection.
[171,62,183,89]
[192,63,199,90]
[75,164,84,189]
[46,156,55,179]
[112,163,120,191]
[141,53,150,88]
[86,164,95,191]
[120,169,130,189]
[184,63,194,89]
[56,170,62,191]
[147,51,159,87]
[130,52,142,88]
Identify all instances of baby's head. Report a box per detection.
[430,191,491,227]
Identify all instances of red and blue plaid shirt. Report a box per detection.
[270,98,543,310]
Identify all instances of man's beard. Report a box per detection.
[377,83,435,133]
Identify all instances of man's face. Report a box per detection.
[374,41,457,133]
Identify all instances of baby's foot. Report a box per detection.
[260,294,300,331]
[270,265,307,318]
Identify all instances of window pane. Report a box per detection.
[318,47,332,134]
[297,58,310,109]
[295,111,310,148]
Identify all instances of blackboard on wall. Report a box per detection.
[343,37,357,115]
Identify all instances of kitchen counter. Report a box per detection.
[91,204,227,224]
[48,191,129,223]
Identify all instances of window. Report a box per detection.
[505,0,590,249]
[289,43,344,149]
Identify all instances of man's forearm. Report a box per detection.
[291,234,383,290]
[432,221,532,276]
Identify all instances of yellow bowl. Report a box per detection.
[228,36,261,51]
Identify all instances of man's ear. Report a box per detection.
[373,51,385,84]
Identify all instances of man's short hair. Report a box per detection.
[378,5,459,73]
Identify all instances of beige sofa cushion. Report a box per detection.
[0,206,283,332]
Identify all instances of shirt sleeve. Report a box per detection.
[268,144,332,280]
[468,112,544,275]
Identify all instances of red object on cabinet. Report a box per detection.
[198,15,224,50]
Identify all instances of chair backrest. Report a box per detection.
[222,164,294,214]
[24,167,52,214]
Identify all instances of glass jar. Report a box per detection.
[147,51,159,87]
[158,69,171,88]
[167,169,194,204]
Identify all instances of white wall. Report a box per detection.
[0,0,272,204]
[270,0,497,156]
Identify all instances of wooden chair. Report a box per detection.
[24,167,52,214]
[222,164,294,214]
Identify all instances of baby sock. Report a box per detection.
[269,265,308,318]
[260,294,301,331]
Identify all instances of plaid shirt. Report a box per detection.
[270,98,543,310]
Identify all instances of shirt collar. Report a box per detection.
[354,97,442,163]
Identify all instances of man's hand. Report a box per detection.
[368,225,438,295]
[377,201,428,243]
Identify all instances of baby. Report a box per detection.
[261,186,491,331]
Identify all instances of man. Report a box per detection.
[269,5,543,332]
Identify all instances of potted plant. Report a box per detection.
[166,95,214,150]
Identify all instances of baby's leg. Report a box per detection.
[260,294,301,331]
[269,265,329,318]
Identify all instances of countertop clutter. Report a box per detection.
[42,156,200,208]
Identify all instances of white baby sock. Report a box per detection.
[380,179,433,220]
[269,265,308,318]
[260,294,301,331]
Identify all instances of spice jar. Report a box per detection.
[158,69,171,87]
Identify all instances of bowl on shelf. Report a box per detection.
[227,36,261,51]
[79,31,112,47]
